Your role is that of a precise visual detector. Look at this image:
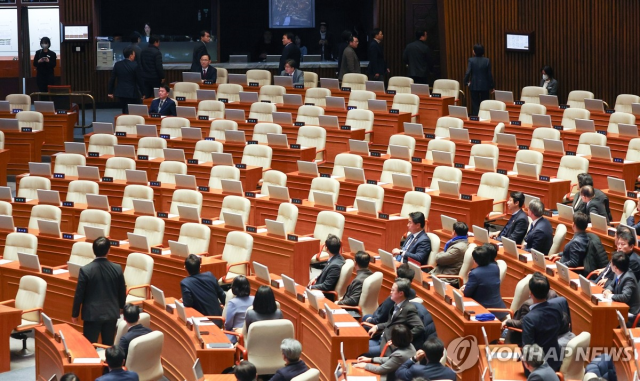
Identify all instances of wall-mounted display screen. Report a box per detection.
[506,32,534,52]
[64,25,89,40]
[269,0,315,28]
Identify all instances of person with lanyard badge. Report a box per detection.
[392,212,431,266]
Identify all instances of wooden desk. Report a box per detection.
[477,344,526,380]
[0,303,22,372]
[546,214,617,254]
[604,188,636,222]
[505,103,628,133]
[0,149,8,186]
[612,327,640,380]
[0,111,77,156]
[3,130,45,175]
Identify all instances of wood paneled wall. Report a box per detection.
[59,0,96,95]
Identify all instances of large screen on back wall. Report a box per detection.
[269,0,315,29]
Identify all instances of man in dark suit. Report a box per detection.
[491,191,529,244]
[367,28,389,81]
[139,35,164,98]
[402,30,433,85]
[281,59,304,85]
[395,338,456,381]
[312,22,333,61]
[194,54,217,82]
[149,85,177,116]
[596,230,640,287]
[270,338,310,381]
[279,32,301,73]
[108,47,145,114]
[580,185,609,224]
[553,211,589,268]
[572,173,612,221]
[72,237,126,345]
[463,44,494,116]
[523,199,554,254]
[604,252,640,326]
[181,254,226,316]
[308,234,345,299]
[190,30,211,72]
[337,251,373,306]
[96,346,139,381]
[521,344,560,381]
[338,36,360,81]
[392,212,431,265]
[126,32,142,66]
[118,304,152,360]
[365,264,416,324]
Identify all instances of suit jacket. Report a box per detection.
[180,271,226,316]
[149,97,177,116]
[463,56,494,91]
[402,40,433,78]
[118,324,152,360]
[528,362,560,381]
[72,258,126,322]
[395,359,457,381]
[338,268,373,306]
[367,288,417,324]
[606,271,640,317]
[497,209,529,244]
[190,41,210,72]
[367,40,387,80]
[377,301,425,349]
[560,231,589,268]
[463,263,506,317]
[96,368,139,381]
[583,198,609,224]
[140,45,164,80]
[280,69,304,85]
[399,230,431,266]
[269,360,310,381]
[524,217,554,255]
[504,290,559,345]
[311,254,346,292]
[338,46,361,80]
[539,78,559,96]
[279,43,301,72]
[432,238,468,283]
[128,43,142,66]
[572,188,612,221]
[108,59,145,99]
[195,65,217,82]
[365,344,416,381]
[521,301,564,371]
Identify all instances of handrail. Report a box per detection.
[29,92,96,135]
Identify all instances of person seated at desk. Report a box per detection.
[118,303,152,360]
[461,245,507,319]
[392,212,431,266]
[96,346,140,381]
[60,373,80,381]
[308,234,346,300]
[523,199,554,255]
[540,65,558,96]
[552,212,589,269]
[431,221,469,287]
[364,264,416,324]
[180,254,226,317]
[603,252,640,327]
[337,251,373,306]
[354,324,416,381]
[395,337,456,381]
[236,361,257,381]
[225,275,254,343]
[503,290,558,345]
[595,231,640,286]
[490,191,528,244]
[626,202,640,235]
[270,339,309,381]
[149,85,177,116]
[522,344,560,381]
[572,173,612,222]
[244,285,283,332]
[580,185,609,224]
[280,59,304,85]
[195,54,217,83]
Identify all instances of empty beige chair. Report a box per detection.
[157,161,187,183]
[242,144,272,171]
[304,71,318,88]
[126,331,164,381]
[216,67,228,84]
[220,195,251,224]
[209,165,240,189]
[137,137,167,158]
[28,204,61,230]
[626,138,640,161]
[246,69,272,86]
[18,176,50,199]
[432,79,461,100]
[210,119,238,140]
[11,275,47,352]
[88,134,118,156]
[53,153,85,176]
[468,144,499,167]
[346,109,374,141]
[607,111,635,134]
[122,185,154,209]
[276,203,298,234]
[260,170,287,196]
[292,369,321,381]
[259,85,286,103]
[6,94,30,111]
[133,216,165,247]
[104,157,135,180]
[68,242,95,265]
[548,224,567,256]
[177,222,211,255]
[77,209,111,237]
[249,102,277,122]
[308,177,340,204]
[429,166,462,190]
[558,332,591,380]
[296,105,324,125]
[392,93,420,123]
[477,173,509,218]
[348,90,376,110]
[341,73,367,90]
[387,134,416,157]
[530,127,560,149]
[197,100,225,119]
[557,156,589,194]
[354,184,384,212]
[621,200,637,225]
[218,231,253,282]
[387,76,414,93]
[576,132,606,156]
[193,139,223,162]
[169,189,203,215]
[380,159,412,184]
[17,111,43,131]
[216,84,243,102]
[296,126,326,161]
[159,117,190,138]
[513,150,544,176]
[243,320,294,375]
[3,233,37,261]
[478,100,506,120]
[0,130,4,150]
[520,86,547,104]
[561,108,590,131]
[400,191,431,219]
[66,180,99,204]
[491,123,505,143]
[115,115,145,134]
[518,103,547,124]
[567,90,594,109]
[173,82,199,99]
[331,153,363,178]
[252,123,282,143]
[304,88,330,106]
[434,116,464,138]
[614,94,640,113]
[0,200,11,216]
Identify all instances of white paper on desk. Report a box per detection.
[168,214,179,219]
[550,178,565,182]
[465,165,475,169]
[73,358,101,364]
[257,228,268,234]
[73,235,85,240]
[335,322,360,328]
[190,317,215,326]
[255,194,269,198]
[148,157,157,160]
[634,337,640,344]
[297,236,315,241]
[346,207,357,212]
[0,259,13,265]
[331,309,349,315]
[625,160,638,164]
[161,250,172,255]
[546,264,557,269]
[434,136,445,140]
[347,376,378,381]
[389,215,405,221]
[52,269,69,275]
[211,220,225,225]
[121,208,132,212]
[507,171,518,176]
[275,279,284,287]
[166,303,176,309]
[119,240,128,245]
[377,182,388,186]
[521,253,533,260]
[331,175,341,179]
[463,301,479,307]
[570,279,581,287]
[593,294,613,303]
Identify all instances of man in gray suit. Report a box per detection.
[431,221,468,286]
[337,251,373,306]
[280,59,304,85]
[463,44,494,116]
[522,344,559,381]
[604,251,640,326]
[338,35,360,80]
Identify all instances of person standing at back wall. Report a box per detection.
[463,43,494,116]
[34,37,57,93]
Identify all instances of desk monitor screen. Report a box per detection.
[196,90,217,101]
[281,274,297,295]
[305,289,324,311]
[0,186,10,201]
[471,225,489,244]
[438,180,460,197]
[177,205,201,223]
[408,261,422,284]
[266,55,280,63]
[432,150,453,166]
[0,215,14,232]
[42,312,54,336]
[619,123,639,137]
[168,240,190,257]
[0,101,10,113]
[524,194,540,206]
[84,226,106,241]
[114,145,136,159]
[175,300,188,324]
[164,148,186,163]
[431,275,447,297]
[267,185,290,201]
[348,237,365,253]
[448,127,470,142]
[239,92,259,104]
[221,179,244,196]
[502,237,519,258]
[224,130,246,143]
[489,109,510,123]
[388,144,411,161]
[86,194,109,211]
[272,112,293,125]
[136,124,158,137]
[320,78,340,90]
[151,285,166,307]
[274,76,293,88]
[253,262,270,283]
[313,191,335,209]
[367,100,388,112]
[59,330,69,357]
[18,252,41,272]
[495,133,517,147]
[128,104,149,117]
[225,109,246,121]
[453,289,465,313]
[590,145,611,161]
[37,190,61,206]
[176,106,197,119]
[297,161,319,176]
[355,198,378,217]
[403,122,424,138]
[348,139,369,155]
[0,118,18,131]
[556,203,574,222]
[575,118,595,132]
[344,167,365,184]
[227,74,247,85]
[64,142,86,156]
[182,72,202,84]
[473,156,496,172]
[128,232,150,252]
[391,173,413,190]
[283,94,302,106]
[506,33,533,52]
[584,98,605,113]
[556,261,571,283]
[441,215,456,234]
[607,177,626,195]
[543,138,564,154]
[211,153,234,166]
[617,310,630,342]
[325,96,345,109]
[365,81,385,93]
[29,162,52,177]
[318,115,340,129]
[181,127,203,141]
[530,249,547,270]
[516,162,539,179]
[578,274,592,297]
[132,199,155,216]
[67,262,82,278]
[494,90,514,103]
[222,212,245,229]
[193,358,204,381]
[266,133,289,147]
[77,166,100,181]
[378,249,396,273]
[324,303,335,327]
[265,219,287,238]
[175,174,198,190]
[590,213,608,233]
[448,105,468,119]
[37,220,61,237]
[531,114,552,127]
[539,95,559,108]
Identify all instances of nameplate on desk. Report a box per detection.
[291,198,302,205]
[318,309,326,319]
[320,173,330,178]
[370,151,381,157]
[202,218,212,225]
[605,109,616,114]
[87,151,100,158]
[304,102,315,106]
[176,96,186,102]
[260,100,271,103]
[41,267,53,274]
[497,169,507,175]
[157,212,168,218]
[518,254,529,263]
[150,113,161,118]
[14,197,26,203]
[608,229,616,237]
[444,295,453,305]
[160,134,171,139]
[341,87,351,92]
[333,325,342,335]
[60,233,73,240]
[336,205,347,212]
[289,144,301,149]
[510,121,521,126]
[411,157,422,163]
[470,139,481,144]
[469,116,480,121]
[464,311,476,320]
[287,234,298,242]
[539,175,550,182]
[203,80,214,85]
[247,140,259,145]
[518,145,529,150]
[165,304,175,314]
[246,225,257,233]
[596,130,607,136]
[366,179,377,185]
[422,280,431,290]
[111,206,122,212]
[431,93,441,98]
[543,210,553,217]
[115,131,127,137]
[460,194,472,200]
[378,213,389,220]
[151,247,162,254]
[566,151,576,156]
[138,155,149,160]
[62,201,74,207]
[545,267,555,277]
[247,118,258,124]
[590,295,599,305]
[249,82,259,87]
[553,125,564,130]
[187,159,199,165]
[514,100,525,105]
[101,177,114,183]
[296,293,305,302]
[294,84,304,89]
[52,173,65,179]
[20,127,32,133]
[627,191,637,198]
[347,106,357,110]
[56,109,68,115]
[198,186,210,192]
[569,281,579,290]
[381,89,395,95]
[294,122,305,127]
[559,104,570,109]
[150,181,161,187]
[198,115,209,121]
[205,137,216,141]
[245,192,256,198]
[219,98,228,103]
[12,109,22,113]
[16,227,27,233]
[454,163,464,168]
[110,240,120,247]
[425,133,435,139]
[613,158,623,163]
[389,109,400,115]
[235,164,247,169]
[415,187,425,193]
[340,125,351,130]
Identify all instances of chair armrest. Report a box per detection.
[420,265,434,271]
[339,305,362,316]
[569,266,584,272]
[126,284,151,298]
[549,256,561,263]
[204,316,226,326]
[211,254,223,260]
[434,275,464,287]
[21,307,43,315]
[0,299,15,307]
[223,330,245,348]
[234,344,248,364]
[587,269,603,280]
[486,308,512,314]
[221,261,251,283]
[322,290,338,300]
[93,343,110,349]
[506,326,523,333]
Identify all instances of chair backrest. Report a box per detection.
[614,94,640,113]
[380,159,412,183]
[296,126,327,161]
[345,109,374,138]
[332,153,363,178]
[468,144,499,167]
[28,204,61,230]
[173,82,199,99]
[559,331,591,379]
[66,180,99,204]
[296,105,324,125]
[607,111,635,134]
[126,331,164,380]
[511,274,532,312]
[334,259,355,299]
[169,189,203,215]
[459,243,477,284]
[221,231,254,275]
[18,176,51,199]
[355,184,384,212]
[277,203,298,234]
[520,86,547,104]
[513,150,543,176]
[17,111,43,131]
[113,312,151,344]
[304,87,330,106]
[492,123,505,143]
[133,216,165,247]
[209,165,240,189]
[0,200,10,216]
[429,166,463,190]
[387,76,414,93]
[341,73,368,90]
[15,275,47,323]
[576,132,607,155]
[478,100,506,120]
[304,71,318,88]
[6,94,31,111]
[88,134,118,156]
[313,211,345,241]
[105,157,136,180]
[159,117,190,138]
[220,195,251,224]
[309,177,340,204]
[567,90,594,109]
[193,139,223,162]
[216,84,243,102]
[355,271,383,316]
[432,79,460,99]
[252,123,282,143]
[54,153,86,176]
[622,200,637,224]
[556,156,589,194]
[77,209,111,236]
[628,138,640,161]
[348,90,376,109]
[259,85,286,103]
[518,103,547,124]
[400,191,431,219]
[260,170,287,196]
[434,116,464,138]
[68,242,95,266]
[178,222,211,254]
[549,223,567,256]
[210,119,238,140]
[292,368,320,381]
[137,137,167,158]
[497,259,507,282]
[530,127,561,149]
[124,253,154,298]
[392,93,420,122]
[245,320,295,374]
[197,100,225,119]
[241,144,273,170]
[477,173,509,213]
[216,67,228,84]
[4,232,37,261]
[116,115,145,134]
[122,185,154,209]
[0,130,4,150]
[246,69,272,86]
[157,161,187,183]
[249,102,277,122]
[387,134,416,157]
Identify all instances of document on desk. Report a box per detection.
[0,259,13,265]
[52,269,69,275]
[347,376,377,381]
[73,358,102,364]
[331,309,349,315]
[297,236,315,241]
[257,228,268,233]
[335,322,360,328]
[592,294,613,303]
[190,317,215,326]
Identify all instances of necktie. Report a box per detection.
[203,68,207,76]
[403,234,415,251]
[159,99,164,110]
[392,304,400,319]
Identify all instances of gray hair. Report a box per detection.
[521,344,545,368]
[528,199,544,218]
[281,338,302,362]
